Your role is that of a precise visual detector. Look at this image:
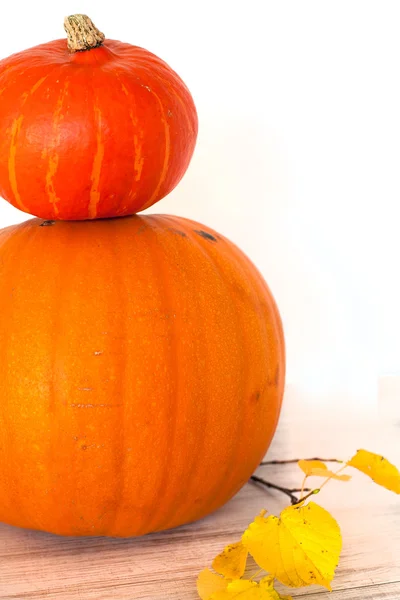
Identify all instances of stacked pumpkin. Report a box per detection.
[0,16,285,537]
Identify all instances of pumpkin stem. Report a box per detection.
[64,15,105,53]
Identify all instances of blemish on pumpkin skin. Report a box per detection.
[250,390,261,404]
[8,115,26,211]
[140,88,171,209]
[266,366,280,387]
[45,79,69,215]
[8,75,48,213]
[40,220,55,227]
[169,228,187,237]
[117,75,145,183]
[88,104,105,219]
[133,133,145,182]
[194,230,217,242]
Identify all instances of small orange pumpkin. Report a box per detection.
[0,215,284,537]
[0,15,198,220]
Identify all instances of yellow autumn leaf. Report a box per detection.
[209,577,292,600]
[258,576,293,600]
[197,568,228,600]
[298,460,351,481]
[242,502,342,590]
[212,541,248,579]
[210,579,260,600]
[298,460,327,475]
[311,468,351,481]
[347,449,400,494]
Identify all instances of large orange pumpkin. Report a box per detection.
[0,215,284,537]
[0,15,198,221]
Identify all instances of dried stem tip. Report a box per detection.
[64,14,105,52]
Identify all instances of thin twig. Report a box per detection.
[293,488,320,506]
[259,457,342,466]
[250,475,311,505]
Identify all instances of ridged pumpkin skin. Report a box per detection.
[0,38,197,220]
[0,215,284,537]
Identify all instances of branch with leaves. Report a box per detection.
[197,449,400,599]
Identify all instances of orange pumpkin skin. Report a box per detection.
[0,38,197,220]
[0,215,284,537]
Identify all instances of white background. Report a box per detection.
[0,1,398,406]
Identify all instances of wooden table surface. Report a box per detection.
[0,385,399,599]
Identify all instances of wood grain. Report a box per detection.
[0,386,398,599]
